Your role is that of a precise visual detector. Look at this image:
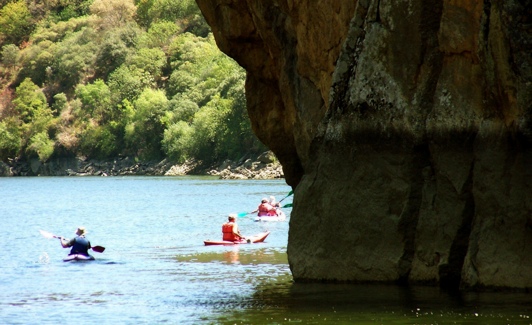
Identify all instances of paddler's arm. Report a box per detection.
[59,237,73,248]
[233,224,245,240]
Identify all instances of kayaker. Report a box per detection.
[251,198,277,216]
[222,214,245,241]
[269,196,280,207]
[59,226,92,256]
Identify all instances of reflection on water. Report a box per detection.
[174,247,532,324]
[224,248,240,264]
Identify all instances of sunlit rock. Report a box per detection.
[196,0,532,290]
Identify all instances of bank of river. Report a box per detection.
[0,151,283,179]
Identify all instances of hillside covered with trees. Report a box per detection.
[0,0,266,170]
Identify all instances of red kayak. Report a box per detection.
[204,231,270,246]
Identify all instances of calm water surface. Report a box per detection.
[1,176,530,324]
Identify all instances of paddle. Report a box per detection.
[236,203,292,217]
[278,190,294,203]
[235,191,294,217]
[39,230,106,253]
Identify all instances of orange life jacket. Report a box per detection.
[222,222,238,241]
[258,203,274,216]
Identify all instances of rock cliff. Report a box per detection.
[196,0,532,290]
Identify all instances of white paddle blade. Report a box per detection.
[39,230,56,239]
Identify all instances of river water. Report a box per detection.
[1,176,530,324]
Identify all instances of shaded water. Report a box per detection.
[1,176,530,324]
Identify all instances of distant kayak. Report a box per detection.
[254,210,287,222]
[204,231,270,246]
[63,254,95,262]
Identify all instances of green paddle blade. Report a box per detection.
[282,203,293,208]
[279,190,294,203]
[236,212,249,217]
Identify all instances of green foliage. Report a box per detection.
[162,33,263,164]
[27,131,55,161]
[12,78,57,159]
[0,1,35,46]
[75,79,112,121]
[187,96,228,161]
[165,97,198,123]
[0,118,22,159]
[0,0,266,167]
[94,24,141,78]
[1,44,20,67]
[161,120,191,162]
[124,88,168,159]
[138,21,178,51]
[108,65,154,104]
[79,124,118,158]
[16,40,56,86]
[16,16,95,87]
[52,92,68,112]
[135,0,154,28]
[129,47,167,80]
[90,0,137,30]
[56,0,94,21]
[166,33,223,100]
[13,78,50,123]
[136,0,194,25]
[31,16,92,44]
[50,27,99,91]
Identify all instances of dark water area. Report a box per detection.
[1,176,530,324]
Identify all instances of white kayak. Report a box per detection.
[63,254,95,262]
[254,209,287,222]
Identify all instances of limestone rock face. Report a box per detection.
[196,0,532,290]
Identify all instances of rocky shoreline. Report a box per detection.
[0,151,284,179]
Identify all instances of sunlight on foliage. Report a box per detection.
[90,0,137,30]
[0,1,34,46]
[28,131,54,161]
[1,0,266,165]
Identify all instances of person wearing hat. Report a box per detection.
[269,196,280,208]
[250,197,277,216]
[222,215,245,241]
[59,227,92,257]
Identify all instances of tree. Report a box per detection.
[1,44,19,68]
[94,24,141,78]
[162,120,192,162]
[16,40,56,86]
[54,0,94,21]
[124,88,168,159]
[28,131,55,161]
[135,0,209,36]
[108,65,154,104]
[13,78,50,124]
[129,47,166,80]
[138,21,178,51]
[12,78,57,160]
[79,123,118,158]
[75,79,112,122]
[90,0,137,30]
[0,117,22,160]
[0,1,34,46]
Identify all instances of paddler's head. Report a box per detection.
[228,214,236,222]
[75,227,86,236]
